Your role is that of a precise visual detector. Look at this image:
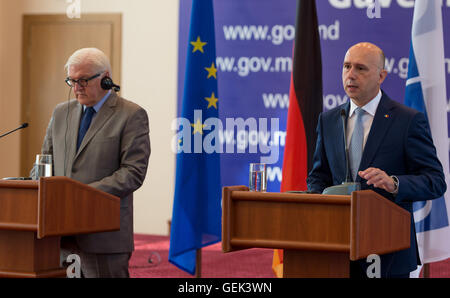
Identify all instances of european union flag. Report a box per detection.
[169,0,221,275]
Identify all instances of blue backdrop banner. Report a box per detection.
[176,0,450,263]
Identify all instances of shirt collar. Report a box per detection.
[349,90,382,117]
[83,90,112,113]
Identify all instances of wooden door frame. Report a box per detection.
[20,14,122,175]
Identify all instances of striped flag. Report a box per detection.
[272,0,323,277]
[404,0,450,271]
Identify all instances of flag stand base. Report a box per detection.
[195,249,202,278]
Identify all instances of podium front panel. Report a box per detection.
[223,187,351,253]
[0,180,38,231]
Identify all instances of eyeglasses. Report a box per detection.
[65,73,101,88]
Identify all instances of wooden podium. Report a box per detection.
[0,176,120,278]
[222,186,411,277]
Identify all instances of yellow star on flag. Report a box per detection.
[205,62,217,79]
[190,36,207,53]
[205,92,218,109]
[191,118,205,134]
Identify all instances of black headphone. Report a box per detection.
[101,76,121,92]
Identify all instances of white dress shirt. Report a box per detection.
[346,90,382,150]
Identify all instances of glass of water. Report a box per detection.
[32,154,53,180]
[249,163,267,192]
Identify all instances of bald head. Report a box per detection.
[347,42,385,70]
[342,42,388,106]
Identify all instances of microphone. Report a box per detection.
[322,109,360,195]
[341,109,351,183]
[0,123,29,139]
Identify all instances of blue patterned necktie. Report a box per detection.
[349,107,365,181]
[77,107,95,151]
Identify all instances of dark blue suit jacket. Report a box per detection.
[307,92,446,276]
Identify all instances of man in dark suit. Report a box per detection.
[307,42,446,278]
[39,48,151,277]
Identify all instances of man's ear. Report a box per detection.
[379,69,388,84]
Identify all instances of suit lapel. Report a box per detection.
[65,101,82,176]
[74,92,117,160]
[335,102,350,182]
[357,93,396,180]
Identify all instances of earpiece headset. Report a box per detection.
[100,76,121,92]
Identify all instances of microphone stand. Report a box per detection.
[0,123,29,139]
[1,123,31,180]
[322,110,360,195]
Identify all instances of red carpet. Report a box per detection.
[130,234,274,278]
[129,234,450,278]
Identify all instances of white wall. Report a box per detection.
[0,0,178,235]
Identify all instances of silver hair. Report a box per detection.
[65,48,112,75]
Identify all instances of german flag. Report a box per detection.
[272,0,323,278]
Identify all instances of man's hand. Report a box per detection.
[358,167,396,193]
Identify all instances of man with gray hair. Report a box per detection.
[39,47,151,277]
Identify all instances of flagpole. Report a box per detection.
[195,249,202,278]
[423,263,430,278]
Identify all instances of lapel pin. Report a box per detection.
[384,114,390,118]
